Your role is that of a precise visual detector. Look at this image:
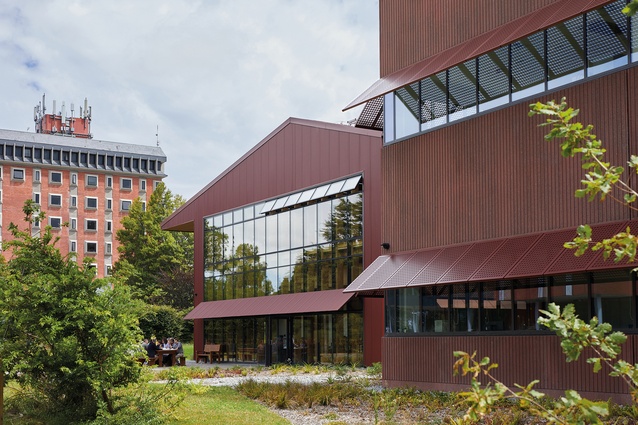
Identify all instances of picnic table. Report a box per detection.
[156,348,178,367]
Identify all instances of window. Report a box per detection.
[106,198,113,210]
[43,149,51,160]
[98,155,105,166]
[106,220,112,233]
[34,148,42,160]
[121,200,132,211]
[34,170,41,182]
[85,219,98,231]
[11,168,25,181]
[124,157,131,168]
[85,241,97,254]
[106,176,113,188]
[89,154,96,166]
[133,158,139,169]
[141,201,146,211]
[71,173,77,185]
[52,150,60,161]
[49,217,62,229]
[115,157,122,167]
[71,218,77,230]
[49,194,62,207]
[70,241,77,252]
[33,193,40,204]
[50,171,62,184]
[6,145,14,156]
[140,179,146,191]
[121,178,132,190]
[33,219,40,228]
[86,175,98,187]
[105,265,113,276]
[107,156,114,167]
[105,242,112,254]
[71,196,77,208]
[86,197,98,209]
[71,152,78,163]
[80,153,87,164]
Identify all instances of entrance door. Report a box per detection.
[271,318,290,364]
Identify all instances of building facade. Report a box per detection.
[345,0,638,401]
[0,97,167,277]
[163,118,383,366]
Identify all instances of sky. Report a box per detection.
[0,1,379,200]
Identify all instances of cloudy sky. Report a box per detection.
[0,1,379,199]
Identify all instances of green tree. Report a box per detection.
[0,201,144,422]
[115,182,194,308]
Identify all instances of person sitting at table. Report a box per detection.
[171,338,184,365]
[146,338,159,365]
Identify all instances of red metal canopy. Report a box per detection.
[343,0,615,111]
[184,289,354,320]
[345,220,638,293]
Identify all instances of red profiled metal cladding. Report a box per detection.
[344,220,638,293]
[184,289,354,320]
[344,0,615,110]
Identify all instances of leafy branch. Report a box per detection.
[529,98,638,264]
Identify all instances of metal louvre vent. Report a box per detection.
[448,59,477,113]
[547,16,584,79]
[478,46,509,103]
[587,0,628,66]
[511,31,545,91]
[355,96,383,130]
[420,72,448,123]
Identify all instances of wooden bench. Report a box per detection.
[196,344,222,363]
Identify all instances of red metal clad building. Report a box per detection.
[345,0,638,402]
[163,118,383,366]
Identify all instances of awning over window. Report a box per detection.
[343,0,614,111]
[184,289,354,320]
[345,220,638,293]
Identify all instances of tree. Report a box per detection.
[0,201,144,422]
[115,182,194,307]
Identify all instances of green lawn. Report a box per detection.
[182,342,194,360]
[3,383,290,425]
[167,386,289,425]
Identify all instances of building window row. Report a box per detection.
[0,144,163,175]
[9,168,146,191]
[384,0,635,143]
[385,269,634,334]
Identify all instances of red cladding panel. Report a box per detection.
[546,221,628,275]
[439,239,506,283]
[185,289,353,320]
[346,0,614,110]
[344,255,391,292]
[409,244,472,286]
[505,229,576,278]
[470,234,542,281]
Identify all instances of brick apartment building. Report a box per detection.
[0,96,166,277]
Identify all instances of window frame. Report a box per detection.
[86,174,98,187]
[120,178,133,191]
[85,197,98,210]
[49,194,62,208]
[49,171,63,185]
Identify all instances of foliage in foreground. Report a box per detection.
[0,201,146,421]
[454,303,629,424]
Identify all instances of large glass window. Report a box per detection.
[478,46,510,111]
[448,59,477,121]
[394,82,421,139]
[587,1,628,76]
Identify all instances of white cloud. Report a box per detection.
[0,0,379,199]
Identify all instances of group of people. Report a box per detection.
[142,337,184,366]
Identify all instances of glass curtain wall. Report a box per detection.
[201,177,364,364]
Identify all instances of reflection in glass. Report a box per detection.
[592,270,633,328]
[397,287,420,333]
[278,211,290,251]
[420,72,448,129]
[395,82,421,139]
[551,273,589,320]
[514,277,548,330]
[303,204,317,246]
[265,214,277,253]
[482,281,513,331]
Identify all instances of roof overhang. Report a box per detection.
[343,0,615,111]
[184,289,354,320]
[345,220,638,293]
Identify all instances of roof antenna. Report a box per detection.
[156,125,159,146]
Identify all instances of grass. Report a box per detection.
[166,386,289,425]
[182,342,194,360]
